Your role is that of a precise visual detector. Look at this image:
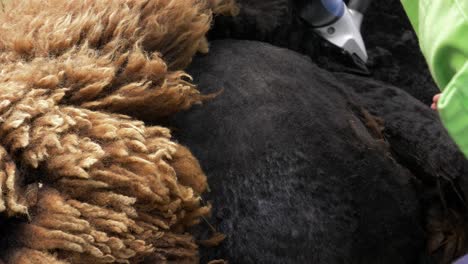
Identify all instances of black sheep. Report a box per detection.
[171,40,467,263]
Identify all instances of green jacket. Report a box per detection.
[401,0,468,157]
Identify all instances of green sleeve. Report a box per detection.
[401,0,468,157]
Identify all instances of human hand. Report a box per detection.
[431,93,441,110]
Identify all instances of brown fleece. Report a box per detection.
[170,145,208,194]
[0,0,237,263]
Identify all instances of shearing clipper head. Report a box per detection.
[299,0,371,63]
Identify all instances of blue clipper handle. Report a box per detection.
[298,0,345,28]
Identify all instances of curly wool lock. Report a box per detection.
[0,0,238,263]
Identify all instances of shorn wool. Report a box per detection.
[0,0,238,263]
